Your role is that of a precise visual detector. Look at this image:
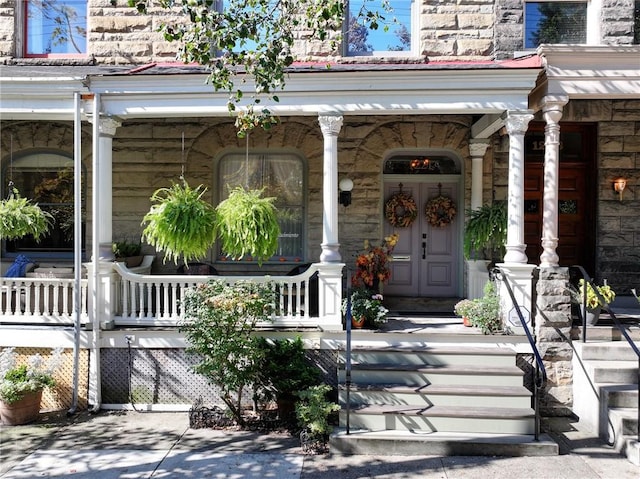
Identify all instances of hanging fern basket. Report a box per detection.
[141,179,218,265]
[215,186,280,266]
[0,188,52,241]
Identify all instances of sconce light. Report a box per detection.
[339,178,353,207]
[613,178,627,202]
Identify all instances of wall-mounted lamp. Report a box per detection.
[339,178,353,207]
[613,178,627,202]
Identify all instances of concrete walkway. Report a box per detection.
[0,410,638,478]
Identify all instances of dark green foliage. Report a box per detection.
[180,280,277,425]
[254,337,320,404]
[463,201,507,261]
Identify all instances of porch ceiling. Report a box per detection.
[0,60,542,121]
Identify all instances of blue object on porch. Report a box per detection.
[5,255,35,277]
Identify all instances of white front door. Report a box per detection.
[383,180,461,297]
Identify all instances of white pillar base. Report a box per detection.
[496,263,536,335]
[467,259,490,300]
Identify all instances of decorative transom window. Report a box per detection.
[345,0,416,56]
[217,152,305,262]
[524,2,587,49]
[2,151,85,257]
[383,155,460,175]
[24,0,87,57]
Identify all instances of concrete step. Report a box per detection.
[338,346,517,368]
[339,364,525,387]
[339,384,532,408]
[601,384,639,408]
[339,405,535,434]
[330,429,559,456]
[578,342,640,361]
[585,361,639,384]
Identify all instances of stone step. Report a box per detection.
[338,346,517,368]
[585,361,639,384]
[339,364,525,387]
[605,408,639,453]
[330,429,559,457]
[338,384,532,408]
[601,384,639,408]
[578,342,640,361]
[339,405,535,435]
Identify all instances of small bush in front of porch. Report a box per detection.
[180,279,277,426]
[470,281,503,334]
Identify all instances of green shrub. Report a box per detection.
[295,384,340,440]
[180,279,277,425]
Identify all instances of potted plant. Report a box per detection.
[469,281,503,334]
[0,347,63,425]
[352,233,399,291]
[342,287,389,329]
[112,239,143,267]
[142,178,219,265]
[454,298,476,327]
[463,201,507,263]
[0,186,52,241]
[571,279,615,325]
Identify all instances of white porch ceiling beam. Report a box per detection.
[471,114,504,139]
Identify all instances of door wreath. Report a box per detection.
[425,195,456,228]
[385,191,418,228]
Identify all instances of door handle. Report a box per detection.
[422,241,426,260]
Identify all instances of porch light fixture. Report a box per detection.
[613,178,627,202]
[339,178,353,207]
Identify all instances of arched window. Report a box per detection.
[383,154,460,175]
[2,151,85,257]
[217,151,305,262]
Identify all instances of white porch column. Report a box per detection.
[503,110,534,264]
[498,110,534,335]
[467,140,491,299]
[318,113,344,262]
[469,140,489,210]
[540,97,568,267]
[96,116,121,260]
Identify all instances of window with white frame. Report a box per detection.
[524,1,587,49]
[2,151,85,256]
[217,152,305,262]
[24,0,87,57]
[345,0,415,56]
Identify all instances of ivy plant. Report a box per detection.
[215,186,280,265]
[128,0,394,136]
[141,178,218,264]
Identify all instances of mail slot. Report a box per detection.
[391,255,411,261]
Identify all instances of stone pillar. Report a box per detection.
[318,114,343,263]
[503,110,534,265]
[535,267,573,416]
[469,140,490,210]
[540,97,568,267]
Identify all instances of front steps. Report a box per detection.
[573,340,640,465]
[331,344,558,456]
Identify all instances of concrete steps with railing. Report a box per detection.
[331,345,559,456]
[572,340,640,465]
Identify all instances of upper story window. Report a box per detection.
[345,0,416,56]
[25,0,87,57]
[2,151,85,257]
[524,1,587,49]
[217,152,305,262]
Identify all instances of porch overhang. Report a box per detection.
[0,59,542,121]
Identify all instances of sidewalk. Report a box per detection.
[1,410,638,478]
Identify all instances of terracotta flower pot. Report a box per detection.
[0,389,43,426]
[463,316,473,327]
[351,316,366,329]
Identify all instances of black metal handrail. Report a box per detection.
[571,265,640,444]
[493,266,548,441]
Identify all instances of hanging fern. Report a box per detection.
[141,179,218,264]
[463,201,508,261]
[215,186,280,266]
[0,189,53,241]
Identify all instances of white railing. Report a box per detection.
[0,277,89,325]
[112,262,323,328]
